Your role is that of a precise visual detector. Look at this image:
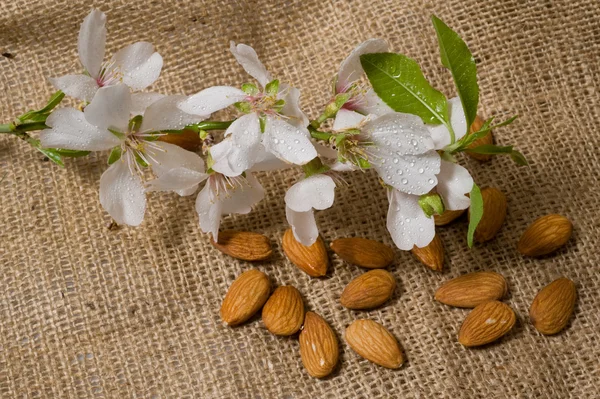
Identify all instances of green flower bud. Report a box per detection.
[418,193,445,218]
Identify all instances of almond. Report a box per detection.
[262,286,305,335]
[220,269,271,326]
[517,214,573,257]
[411,235,444,271]
[529,277,576,335]
[466,115,494,162]
[211,230,273,261]
[299,312,339,378]
[340,269,396,310]
[282,229,328,277]
[157,128,201,151]
[434,209,466,226]
[458,300,516,347]
[330,238,395,268]
[435,271,508,308]
[345,319,403,369]
[474,187,507,243]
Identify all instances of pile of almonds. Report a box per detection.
[212,123,578,378]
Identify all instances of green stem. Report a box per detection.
[445,120,456,144]
[0,123,13,133]
[308,125,332,141]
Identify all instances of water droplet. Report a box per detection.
[401,178,408,185]
[393,158,399,164]
[418,168,424,174]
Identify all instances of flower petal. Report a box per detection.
[111,42,163,91]
[436,160,473,211]
[84,85,131,132]
[286,207,319,246]
[211,113,262,176]
[49,74,99,102]
[427,97,468,150]
[284,174,336,212]
[99,157,146,226]
[366,113,441,195]
[332,109,367,131]
[354,88,394,116]
[336,38,388,92]
[250,148,292,172]
[263,116,317,165]
[196,183,222,240]
[230,41,272,87]
[279,84,309,128]
[41,108,120,151]
[140,95,201,132]
[78,9,106,78]
[179,86,247,116]
[131,92,166,116]
[221,173,265,214]
[386,189,435,250]
[146,141,207,194]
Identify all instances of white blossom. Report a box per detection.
[40,84,203,225]
[49,9,163,102]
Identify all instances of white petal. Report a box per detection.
[386,189,435,250]
[49,74,99,102]
[140,95,201,132]
[333,109,366,131]
[365,113,435,156]
[146,141,207,194]
[250,148,292,172]
[262,116,317,165]
[84,85,131,132]
[111,42,163,91]
[78,9,106,78]
[355,88,394,116]
[211,114,262,176]
[179,86,247,116]
[284,174,336,212]
[427,97,468,149]
[336,38,388,92]
[99,158,146,226]
[436,161,473,211]
[365,113,441,195]
[230,41,272,87]
[221,173,265,214]
[314,141,338,159]
[279,84,309,128]
[131,92,165,116]
[41,108,120,151]
[286,207,319,246]
[330,161,356,172]
[196,183,222,240]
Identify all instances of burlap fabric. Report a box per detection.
[1,0,599,397]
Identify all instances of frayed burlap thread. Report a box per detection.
[1,0,599,397]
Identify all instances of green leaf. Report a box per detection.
[467,144,513,154]
[36,148,65,167]
[432,15,479,128]
[361,53,449,125]
[51,148,90,158]
[37,91,65,114]
[467,183,483,248]
[107,147,122,165]
[510,150,528,165]
[265,79,280,96]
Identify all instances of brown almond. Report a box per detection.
[345,319,403,369]
[517,214,573,257]
[434,209,466,226]
[340,269,396,310]
[330,238,394,268]
[282,229,328,277]
[220,269,271,326]
[458,300,516,347]
[299,312,339,378]
[466,115,494,162]
[211,230,273,261]
[411,235,444,272]
[435,271,508,308]
[158,128,202,151]
[530,277,576,335]
[474,187,507,243]
[262,286,305,336]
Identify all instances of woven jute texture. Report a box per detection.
[1,0,599,397]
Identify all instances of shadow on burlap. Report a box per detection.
[1,0,599,397]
